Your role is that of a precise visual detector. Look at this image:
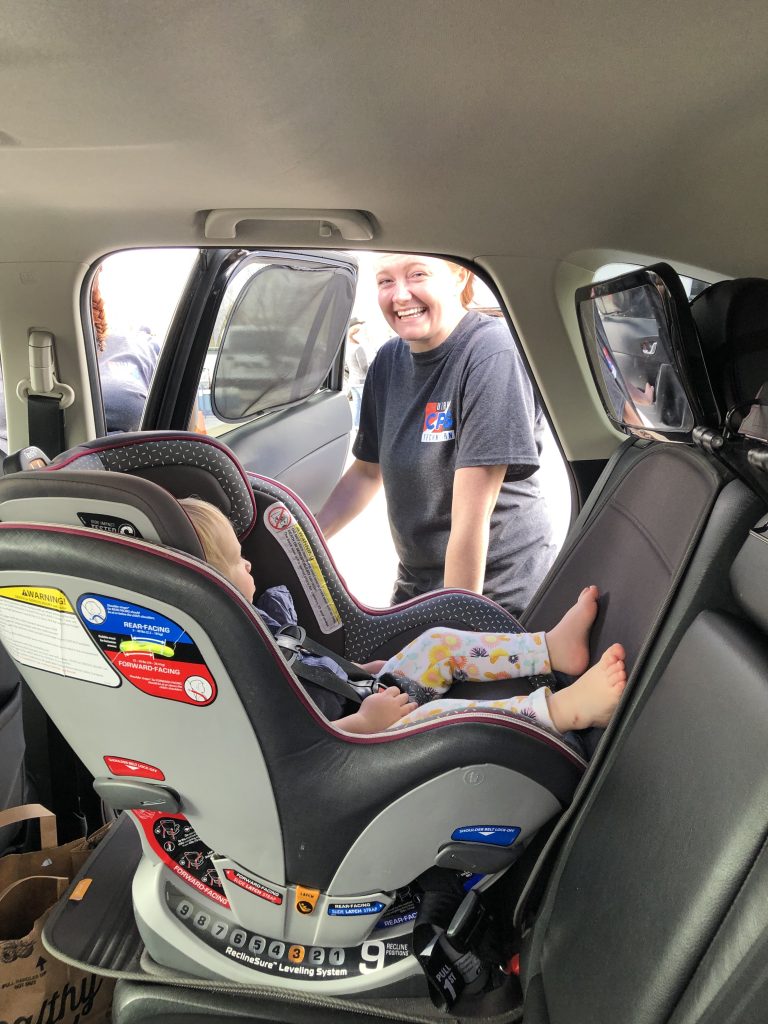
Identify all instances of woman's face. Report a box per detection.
[375,255,468,352]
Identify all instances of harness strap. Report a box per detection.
[275,625,368,706]
[289,660,365,706]
[277,624,373,680]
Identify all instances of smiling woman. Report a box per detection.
[318,253,558,615]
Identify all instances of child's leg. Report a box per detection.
[377,627,552,696]
[389,643,626,737]
[389,688,557,732]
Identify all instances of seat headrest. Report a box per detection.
[576,262,719,440]
[0,469,205,557]
[690,278,768,418]
[50,432,257,539]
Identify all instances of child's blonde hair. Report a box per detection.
[178,497,233,576]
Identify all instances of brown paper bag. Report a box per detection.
[0,806,114,1024]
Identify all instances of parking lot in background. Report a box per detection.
[325,426,571,608]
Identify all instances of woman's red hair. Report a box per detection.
[91,272,108,351]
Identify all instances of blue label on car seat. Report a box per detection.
[327,901,385,917]
[451,826,521,847]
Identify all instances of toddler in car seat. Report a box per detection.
[179,498,627,739]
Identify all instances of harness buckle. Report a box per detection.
[276,624,307,665]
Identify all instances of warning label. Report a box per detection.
[134,810,229,907]
[224,868,283,905]
[263,503,341,634]
[0,586,119,686]
[77,594,217,706]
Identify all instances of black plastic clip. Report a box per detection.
[691,426,725,454]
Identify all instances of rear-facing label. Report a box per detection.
[77,594,217,706]
[0,585,119,686]
[375,885,420,930]
[263,502,341,634]
[328,901,385,917]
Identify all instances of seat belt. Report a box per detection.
[19,331,75,460]
[27,394,65,459]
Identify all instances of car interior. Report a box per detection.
[0,3,767,1023]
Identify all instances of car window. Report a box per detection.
[203,255,355,432]
[91,249,198,434]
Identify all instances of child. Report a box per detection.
[179,497,627,739]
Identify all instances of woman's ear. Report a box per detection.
[447,261,470,293]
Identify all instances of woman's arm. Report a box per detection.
[316,458,383,539]
[443,464,507,593]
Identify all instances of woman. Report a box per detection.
[317,254,557,616]
[92,271,162,434]
[92,271,206,434]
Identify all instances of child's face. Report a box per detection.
[215,518,255,602]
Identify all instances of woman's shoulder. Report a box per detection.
[370,335,408,368]
[460,311,516,360]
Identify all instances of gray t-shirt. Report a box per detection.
[354,311,556,615]
[345,342,369,387]
[98,331,161,433]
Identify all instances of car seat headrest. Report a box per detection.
[576,262,720,440]
[689,277,768,425]
[50,431,257,539]
[0,469,205,557]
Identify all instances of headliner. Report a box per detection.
[1,0,767,275]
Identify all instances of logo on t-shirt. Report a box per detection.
[421,401,455,443]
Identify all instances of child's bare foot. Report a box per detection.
[545,586,599,675]
[546,643,626,733]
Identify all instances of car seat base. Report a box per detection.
[44,814,522,1017]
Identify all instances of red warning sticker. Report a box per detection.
[132,809,229,907]
[77,594,217,706]
[104,756,165,781]
[224,868,283,905]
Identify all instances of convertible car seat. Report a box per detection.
[0,462,585,1005]
[516,276,768,1024]
[44,431,524,662]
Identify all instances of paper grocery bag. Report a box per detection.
[0,806,114,1024]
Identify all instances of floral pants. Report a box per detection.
[377,627,560,735]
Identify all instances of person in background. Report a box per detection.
[92,270,206,435]
[318,254,557,617]
[92,271,162,434]
[345,317,369,429]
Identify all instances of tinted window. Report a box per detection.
[211,261,355,421]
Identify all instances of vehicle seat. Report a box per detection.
[0,468,585,997]
[520,266,731,743]
[517,276,768,1023]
